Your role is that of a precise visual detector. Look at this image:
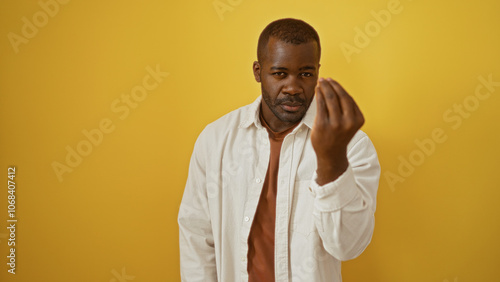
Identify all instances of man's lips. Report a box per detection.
[280,103,302,112]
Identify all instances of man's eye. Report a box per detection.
[301,73,313,77]
[273,72,286,76]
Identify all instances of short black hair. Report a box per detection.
[257,18,321,63]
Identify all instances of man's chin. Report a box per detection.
[276,110,305,124]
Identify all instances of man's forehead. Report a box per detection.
[270,65,317,71]
[262,37,319,66]
[265,37,318,54]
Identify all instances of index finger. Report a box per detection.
[319,77,342,120]
[327,78,355,117]
[315,82,328,121]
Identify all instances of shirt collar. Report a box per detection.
[239,95,316,130]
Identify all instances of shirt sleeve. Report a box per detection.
[178,129,218,282]
[308,134,380,261]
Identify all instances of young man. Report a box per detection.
[178,18,380,282]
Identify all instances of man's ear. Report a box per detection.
[253,61,261,83]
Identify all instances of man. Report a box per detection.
[178,18,380,282]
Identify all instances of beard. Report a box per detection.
[261,89,309,124]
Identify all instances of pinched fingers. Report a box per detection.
[326,78,355,116]
[315,82,328,121]
[318,78,341,121]
[321,77,365,130]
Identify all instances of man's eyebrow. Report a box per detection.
[299,66,316,71]
[269,66,316,71]
[270,66,288,71]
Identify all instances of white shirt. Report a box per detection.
[178,95,381,282]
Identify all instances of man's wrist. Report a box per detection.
[316,157,348,186]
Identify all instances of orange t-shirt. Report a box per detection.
[247,113,298,282]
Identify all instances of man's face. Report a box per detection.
[254,36,320,131]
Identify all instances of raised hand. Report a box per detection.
[311,77,365,185]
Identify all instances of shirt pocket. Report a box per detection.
[290,180,316,238]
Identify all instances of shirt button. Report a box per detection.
[256,178,261,183]
[309,187,312,192]
[244,216,250,222]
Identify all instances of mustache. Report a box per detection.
[275,96,305,105]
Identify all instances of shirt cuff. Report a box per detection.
[308,164,359,212]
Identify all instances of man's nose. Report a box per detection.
[282,77,302,95]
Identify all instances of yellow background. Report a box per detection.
[1,0,499,281]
